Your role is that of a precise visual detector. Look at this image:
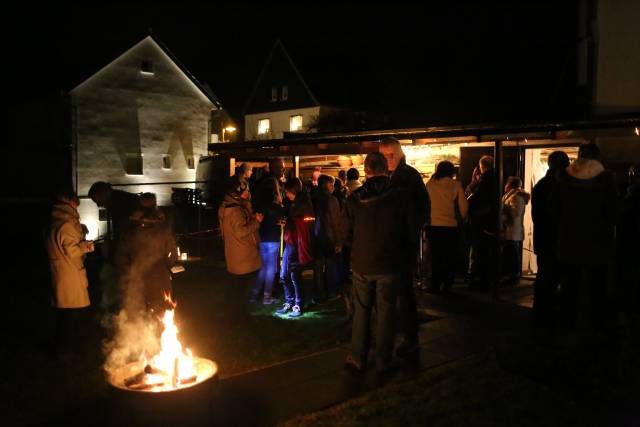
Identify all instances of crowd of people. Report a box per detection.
[45,138,639,371]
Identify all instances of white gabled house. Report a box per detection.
[70,33,221,239]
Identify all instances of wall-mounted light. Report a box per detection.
[635,127,639,136]
[222,126,237,142]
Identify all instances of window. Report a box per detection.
[271,87,278,102]
[140,60,154,75]
[258,118,270,135]
[281,85,288,101]
[162,155,172,169]
[125,154,143,175]
[187,156,196,169]
[290,114,303,132]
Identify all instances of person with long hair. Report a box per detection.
[426,161,468,293]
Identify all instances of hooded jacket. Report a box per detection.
[501,188,530,241]
[284,191,316,265]
[219,195,262,275]
[47,201,91,308]
[343,176,416,275]
[552,158,617,265]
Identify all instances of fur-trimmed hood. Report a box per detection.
[566,158,605,180]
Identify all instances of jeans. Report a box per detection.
[350,272,398,370]
[280,244,302,305]
[253,242,280,298]
[313,253,343,300]
[502,240,522,281]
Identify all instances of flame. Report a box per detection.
[140,294,195,391]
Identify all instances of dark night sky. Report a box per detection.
[7,2,580,124]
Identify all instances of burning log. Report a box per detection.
[124,364,165,389]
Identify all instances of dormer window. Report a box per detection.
[140,60,154,75]
[281,85,288,101]
[271,87,278,102]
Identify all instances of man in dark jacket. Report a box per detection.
[551,142,617,332]
[379,137,429,359]
[531,151,569,331]
[343,152,416,373]
[467,156,499,295]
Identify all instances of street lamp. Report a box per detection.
[222,126,236,142]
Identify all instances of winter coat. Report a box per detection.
[219,195,262,275]
[284,191,316,265]
[551,158,617,266]
[390,158,431,231]
[531,172,559,255]
[253,176,285,242]
[343,176,416,275]
[501,188,530,241]
[346,179,362,194]
[114,217,178,314]
[426,177,469,227]
[312,188,343,256]
[47,202,92,308]
[468,168,499,234]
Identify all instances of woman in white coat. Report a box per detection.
[501,176,530,285]
[47,189,94,358]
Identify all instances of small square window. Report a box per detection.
[290,114,303,131]
[140,60,154,75]
[187,156,196,169]
[125,154,143,175]
[162,155,172,169]
[271,87,278,102]
[281,85,288,101]
[258,118,270,135]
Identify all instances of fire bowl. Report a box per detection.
[106,357,218,427]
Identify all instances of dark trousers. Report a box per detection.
[350,272,397,370]
[428,226,459,291]
[475,231,499,289]
[253,242,280,298]
[280,244,303,305]
[55,307,91,356]
[313,253,342,300]
[560,263,608,332]
[533,253,561,330]
[397,268,419,345]
[502,240,522,281]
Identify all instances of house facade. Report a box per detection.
[70,34,220,239]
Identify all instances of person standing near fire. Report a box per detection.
[378,137,429,360]
[47,188,95,360]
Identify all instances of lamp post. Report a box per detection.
[221,126,236,142]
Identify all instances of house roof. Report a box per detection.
[70,30,222,109]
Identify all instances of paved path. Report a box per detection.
[214,282,535,427]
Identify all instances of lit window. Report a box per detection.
[162,155,172,169]
[187,156,196,169]
[290,115,303,132]
[140,60,154,75]
[271,87,278,102]
[258,118,270,135]
[281,85,288,101]
[125,154,143,175]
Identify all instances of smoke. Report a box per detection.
[102,260,160,373]
[102,308,161,373]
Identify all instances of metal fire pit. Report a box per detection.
[107,357,218,426]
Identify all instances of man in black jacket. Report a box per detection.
[379,137,429,358]
[531,151,569,331]
[343,152,416,373]
[552,142,617,332]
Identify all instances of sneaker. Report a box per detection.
[276,303,292,315]
[288,305,302,318]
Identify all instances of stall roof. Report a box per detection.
[209,114,640,156]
